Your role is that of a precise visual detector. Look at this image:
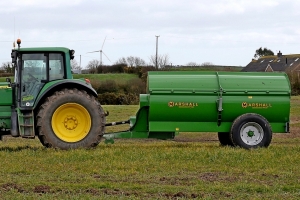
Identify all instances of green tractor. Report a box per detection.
[0,39,105,149]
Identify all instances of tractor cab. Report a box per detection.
[11,39,74,109]
[16,52,64,107]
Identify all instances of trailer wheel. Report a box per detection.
[217,132,234,146]
[230,113,272,149]
[36,88,105,149]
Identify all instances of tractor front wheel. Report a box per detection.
[36,88,105,149]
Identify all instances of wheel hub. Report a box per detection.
[240,122,264,145]
[247,130,255,137]
[52,103,91,143]
[64,116,78,130]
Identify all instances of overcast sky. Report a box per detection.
[1,0,300,68]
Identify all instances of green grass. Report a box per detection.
[0,77,14,82]
[0,98,300,199]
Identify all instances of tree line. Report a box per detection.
[0,47,275,75]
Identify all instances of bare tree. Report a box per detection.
[114,57,127,65]
[160,54,170,68]
[86,59,100,74]
[186,62,199,66]
[134,57,146,66]
[0,62,13,73]
[200,62,214,66]
[149,55,156,67]
[126,56,135,67]
[115,56,146,67]
[149,54,170,68]
[71,59,82,73]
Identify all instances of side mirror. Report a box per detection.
[11,51,17,63]
[69,49,75,60]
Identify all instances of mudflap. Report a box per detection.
[11,109,19,137]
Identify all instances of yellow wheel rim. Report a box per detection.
[52,103,91,143]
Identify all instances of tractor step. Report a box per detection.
[18,111,35,138]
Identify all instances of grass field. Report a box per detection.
[0,98,300,199]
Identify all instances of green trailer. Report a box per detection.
[104,71,290,149]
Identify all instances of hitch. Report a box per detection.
[103,120,130,144]
[105,120,130,127]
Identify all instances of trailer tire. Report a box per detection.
[230,113,272,149]
[36,88,105,149]
[217,132,234,146]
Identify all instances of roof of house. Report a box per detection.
[242,53,300,72]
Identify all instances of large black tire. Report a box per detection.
[230,113,272,149]
[36,88,105,149]
[217,132,234,146]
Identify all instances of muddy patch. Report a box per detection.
[33,185,51,193]
[1,183,26,193]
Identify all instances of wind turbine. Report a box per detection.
[87,36,111,66]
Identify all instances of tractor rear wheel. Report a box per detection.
[36,88,105,149]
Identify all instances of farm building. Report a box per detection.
[242,51,300,74]
[242,52,300,87]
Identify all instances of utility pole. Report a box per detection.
[80,55,81,69]
[155,35,160,69]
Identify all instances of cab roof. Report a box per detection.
[15,47,71,53]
